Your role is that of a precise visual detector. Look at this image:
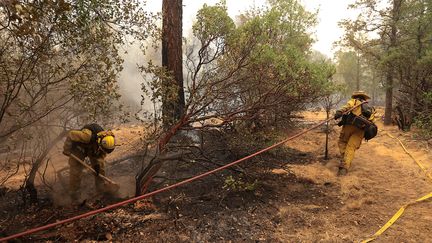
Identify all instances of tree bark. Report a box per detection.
[356,52,360,91]
[383,0,402,125]
[162,0,185,128]
[371,71,376,106]
[384,71,393,125]
[324,108,329,160]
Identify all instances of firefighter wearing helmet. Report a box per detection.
[63,123,115,202]
[334,91,377,176]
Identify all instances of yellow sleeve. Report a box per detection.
[338,99,356,113]
[338,98,362,116]
[68,128,92,143]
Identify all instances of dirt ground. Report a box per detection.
[1,111,432,242]
[277,112,432,242]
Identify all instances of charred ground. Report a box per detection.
[1,112,432,242]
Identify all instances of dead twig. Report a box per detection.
[42,213,58,224]
[37,158,53,191]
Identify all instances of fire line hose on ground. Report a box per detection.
[384,132,432,183]
[1,103,367,242]
[361,132,432,243]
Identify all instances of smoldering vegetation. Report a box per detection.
[0,0,158,204]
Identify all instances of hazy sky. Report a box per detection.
[120,0,358,107]
[301,0,357,57]
[145,0,357,58]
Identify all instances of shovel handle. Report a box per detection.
[69,153,119,187]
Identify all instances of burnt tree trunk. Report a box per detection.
[162,0,185,128]
[135,0,186,196]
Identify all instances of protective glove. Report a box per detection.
[334,110,343,120]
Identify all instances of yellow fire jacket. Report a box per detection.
[338,98,376,122]
[63,128,105,158]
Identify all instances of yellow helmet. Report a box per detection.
[97,131,115,153]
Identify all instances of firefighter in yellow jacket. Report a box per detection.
[334,91,376,176]
[63,123,115,201]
